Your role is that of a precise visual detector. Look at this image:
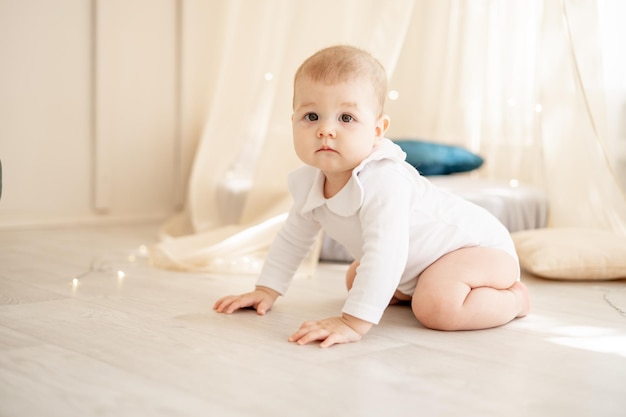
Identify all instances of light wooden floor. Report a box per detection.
[0,223,625,417]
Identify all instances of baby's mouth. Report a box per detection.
[317,146,337,153]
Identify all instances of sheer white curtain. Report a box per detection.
[385,0,626,232]
[151,0,626,273]
[538,0,626,231]
[151,0,415,273]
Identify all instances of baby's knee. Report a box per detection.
[412,297,464,331]
[345,261,359,291]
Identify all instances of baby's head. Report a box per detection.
[291,45,391,180]
[293,45,388,116]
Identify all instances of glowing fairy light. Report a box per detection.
[71,277,79,296]
[128,244,149,262]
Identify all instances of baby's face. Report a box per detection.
[292,76,388,178]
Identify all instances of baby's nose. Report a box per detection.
[317,121,336,138]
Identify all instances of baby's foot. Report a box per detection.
[389,291,412,306]
[510,281,531,317]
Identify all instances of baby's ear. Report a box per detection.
[376,115,390,138]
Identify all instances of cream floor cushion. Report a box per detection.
[512,228,626,280]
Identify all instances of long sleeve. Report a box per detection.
[341,161,414,324]
[255,166,323,295]
[255,205,321,294]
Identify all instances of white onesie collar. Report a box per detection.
[297,138,407,217]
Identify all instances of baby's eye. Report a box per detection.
[304,113,319,122]
[340,114,353,123]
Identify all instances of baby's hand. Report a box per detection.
[213,286,279,315]
[288,314,374,348]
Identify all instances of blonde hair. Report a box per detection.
[293,45,388,114]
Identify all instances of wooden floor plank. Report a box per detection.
[0,224,625,417]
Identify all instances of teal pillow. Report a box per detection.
[393,139,484,175]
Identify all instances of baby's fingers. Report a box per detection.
[289,317,363,348]
[214,291,274,315]
[289,325,330,346]
[319,333,344,349]
[214,295,249,313]
[288,320,316,341]
[213,295,233,312]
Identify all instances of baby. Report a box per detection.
[214,45,530,348]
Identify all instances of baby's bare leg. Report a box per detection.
[345,260,359,290]
[411,247,530,331]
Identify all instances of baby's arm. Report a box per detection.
[213,286,280,315]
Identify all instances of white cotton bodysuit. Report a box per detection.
[256,138,519,325]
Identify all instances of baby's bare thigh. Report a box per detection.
[416,246,519,291]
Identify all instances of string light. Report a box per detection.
[210,254,264,274]
[69,244,148,293]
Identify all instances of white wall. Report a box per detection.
[2,1,624,229]
[1,0,92,227]
[0,0,183,228]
